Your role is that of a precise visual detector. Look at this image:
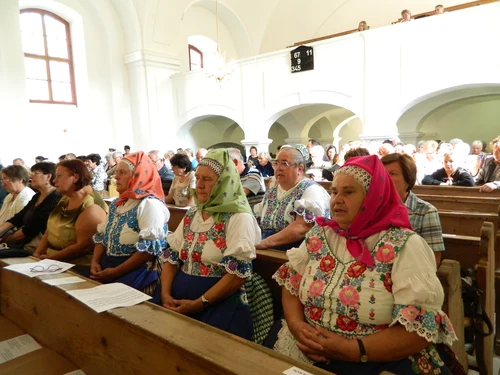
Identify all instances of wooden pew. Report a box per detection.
[418,194,500,213]
[166,204,190,232]
[438,210,498,236]
[443,222,495,375]
[413,185,500,198]
[437,259,468,371]
[0,256,331,375]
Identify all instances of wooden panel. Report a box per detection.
[413,185,500,198]
[437,259,467,371]
[442,222,495,375]
[417,194,500,213]
[254,250,288,320]
[438,211,498,236]
[166,204,190,232]
[0,257,331,375]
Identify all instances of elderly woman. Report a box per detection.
[271,155,462,374]
[382,153,445,266]
[254,145,330,251]
[33,160,108,274]
[422,152,474,186]
[0,162,61,250]
[160,149,261,339]
[256,151,274,177]
[165,154,196,207]
[91,152,169,298]
[0,165,35,225]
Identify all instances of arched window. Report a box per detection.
[20,9,76,105]
[188,44,203,71]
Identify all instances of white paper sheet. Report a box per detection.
[0,334,42,364]
[66,283,152,313]
[42,276,86,286]
[3,259,74,278]
[282,367,314,375]
[63,370,87,375]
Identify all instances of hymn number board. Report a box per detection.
[290,45,314,73]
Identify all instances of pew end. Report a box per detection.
[437,259,468,371]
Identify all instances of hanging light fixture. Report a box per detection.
[206,0,235,87]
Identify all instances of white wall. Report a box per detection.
[170,3,500,151]
[0,0,133,164]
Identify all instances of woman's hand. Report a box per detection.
[288,320,327,362]
[161,293,178,309]
[90,262,102,276]
[163,298,204,315]
[89,267,118,283]
[301,325,356,362]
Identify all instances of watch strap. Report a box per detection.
[357,339,368,363]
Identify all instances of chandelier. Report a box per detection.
[205,0,235,87]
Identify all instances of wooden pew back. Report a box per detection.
[442,222,495,375]
[0,257,331,375]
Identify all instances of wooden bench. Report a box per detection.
[442,222,495,375]
[418,194,500,213]
[0,256,331,375]
[413,185,500,198]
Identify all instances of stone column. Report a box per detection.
[124,51,180,152]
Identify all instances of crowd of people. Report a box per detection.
[2,133,495,373]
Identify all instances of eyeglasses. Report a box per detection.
[30,171,45,176]
[271,161,297,168]
[29,264,63,273]
[1,178,12,183]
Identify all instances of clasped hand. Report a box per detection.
[290,321,351,362]
[162,294,203,315]
[89,263,118,283]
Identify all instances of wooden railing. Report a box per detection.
[289,0,498,47]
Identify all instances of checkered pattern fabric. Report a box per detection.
[245,273,274,344]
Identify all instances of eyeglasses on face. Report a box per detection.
[29,264,63,273]
[271,161,297,168]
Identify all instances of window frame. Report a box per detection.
[20,8,77,105]
[188,44,203,71]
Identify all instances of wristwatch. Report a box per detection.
[201,294,210,307]
[357,339,368,363]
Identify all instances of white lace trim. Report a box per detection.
[336,165,372,191]
[272,272,299,297]
[273,320,315,364]
[390,313,457,347]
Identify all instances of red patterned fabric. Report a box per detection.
[316,155,410,266]
[115,151,165,206]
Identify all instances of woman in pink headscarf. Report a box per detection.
[269,155,464,375]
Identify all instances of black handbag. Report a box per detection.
[0,246,31,258]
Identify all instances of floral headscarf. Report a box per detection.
[316,155,411,266]
[293,144,310,163]
[194,149,252,222]
[115,151,165,206]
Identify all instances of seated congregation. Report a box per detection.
[2,136,487,374]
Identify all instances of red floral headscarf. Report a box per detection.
[115,151,165,206]
[316,155,411,266]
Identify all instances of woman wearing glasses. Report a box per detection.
[0,162,61,251]
[256,152,274,178]
[254,145,330,251]
[90,152,169,298]
[164,154,196,207]
[0,165,35,225]
[33,160,108,274]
